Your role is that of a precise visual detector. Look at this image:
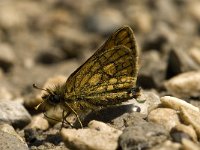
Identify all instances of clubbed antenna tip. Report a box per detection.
[33,83,47,92]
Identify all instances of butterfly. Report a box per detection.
[34,26,140,128]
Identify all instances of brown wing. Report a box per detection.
[65,26,139,105]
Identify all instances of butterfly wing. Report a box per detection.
[65,26,139,105]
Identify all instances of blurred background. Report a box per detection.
[0,0,200,102]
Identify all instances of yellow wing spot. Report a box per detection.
[121,77,134,82]
[109,78,118,84]
[103,63,116,76]
[115,82,132,89]
[80,74,91,87]
[107,85,114,91]
[117,84,124,88]
[96,86,106,93]
[88,73,102,86]
[123,82,131,88]
[121,77,127,82]
[91,62,101,72]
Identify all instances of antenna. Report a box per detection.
[33,84,47,92]
[34,101,44,110]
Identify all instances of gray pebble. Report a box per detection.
[148,108,180,131]
[165,72,200,98]
[61,120,122,150]
[166,48,200,78]
[0,44,15,72]
[0,100,31,128]
[138,51,166,89]
[0,130,28,150]
[119,122,169,150]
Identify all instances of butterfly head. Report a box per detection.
[33,84,65,110]
[42,89,61,105]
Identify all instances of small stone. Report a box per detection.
[138,51,166,89]
[190,100,200,112]
[166,49,200,79]
[0,123,28,150]
[0,130,28,150]
[24,128,42,146]
[61,120,122,150]
[0,87,13,100]
[152,0,178,24]
[165,71,200,98]
[139,91,161,114]
[35,48,66,65]
[0,44,15,72]
[84,8,124,34]
[171,132,191,144]
[150,140,181,150]
[188,1,200,22]
[142,26,170,52]
[26,114,49,130]
[0,123,25,143]
[148,108,180,131]
[171,124,197,142]
[23,57,34,69]
[109,112,146,130]
[182,139,200,150]
[0,4,27,29]
[125,8,152,33]
[119,122,169,150]
[0,100,31,128]
[53,26,92,57]
[134,12,152,33]
[24,127,63,149]
[88,120,122,134]
[189,47,200,65]
[160,96,199,112]
[179,107,200,139]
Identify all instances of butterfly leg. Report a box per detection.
[64,102,83,128]
[61,110,74,130]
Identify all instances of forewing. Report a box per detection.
[65,26,139,104]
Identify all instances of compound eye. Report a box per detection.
[48,95,60,104]
[53,95,60,103]
[46,95,60,105]
[49,96,54,103]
